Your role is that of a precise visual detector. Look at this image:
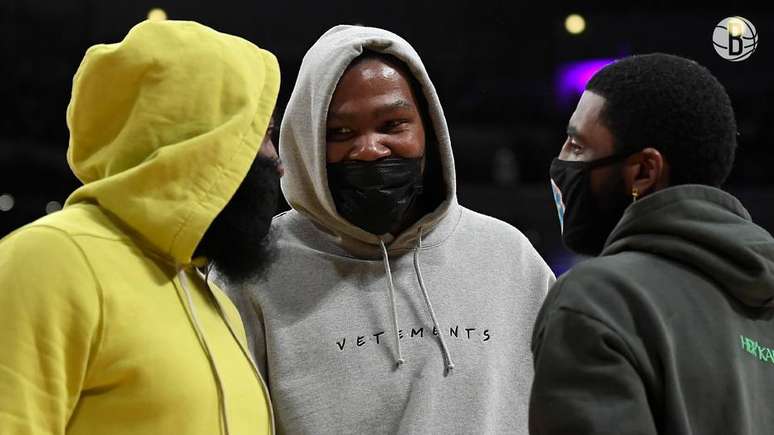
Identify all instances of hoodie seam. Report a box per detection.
[61,233,130,243]
[168,55,278,263]
[167,126,250,260]
[24,224,107,420]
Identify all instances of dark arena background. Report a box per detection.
[1,1,771,274]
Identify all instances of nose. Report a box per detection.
[348,134,391,161]
[258,139,284,177]
[275,159,285,177]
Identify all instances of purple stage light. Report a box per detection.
[556,58,615,105]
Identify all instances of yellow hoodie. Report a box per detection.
[0,21,279,435]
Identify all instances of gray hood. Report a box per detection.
[235,28,555,434]
[603,184,774,307]
[279,25,457,252]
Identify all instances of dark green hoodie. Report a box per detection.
[530,185,774,435]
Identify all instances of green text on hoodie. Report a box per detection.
[530,185,774,435]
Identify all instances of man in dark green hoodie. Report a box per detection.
[530,53,774,434]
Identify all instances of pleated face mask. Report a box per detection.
[327,157,424,235]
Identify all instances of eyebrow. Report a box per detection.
[375,99,414,116]
[328,99,415,121]
[566,125,587,145]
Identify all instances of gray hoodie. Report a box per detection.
[231,25,555,435]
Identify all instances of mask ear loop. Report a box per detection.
[585,150,638,169]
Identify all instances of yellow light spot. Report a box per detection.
[565,14,586,35]
[728,17,745,37]
[147,8,168,21]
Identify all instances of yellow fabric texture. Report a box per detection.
[0,20,279,435]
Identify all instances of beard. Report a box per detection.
[195,155,280,286]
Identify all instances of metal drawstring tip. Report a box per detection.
[444,363,455,376]
[396,358,405,368]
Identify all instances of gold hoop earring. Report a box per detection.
[632,187,639,202]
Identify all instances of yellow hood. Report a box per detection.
[65,20,280,265]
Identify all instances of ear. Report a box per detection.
[622,148,668,198]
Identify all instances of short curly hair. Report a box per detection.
[586,53,737,187]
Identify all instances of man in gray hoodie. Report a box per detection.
[229,25,555,434]
[531,53,774,434]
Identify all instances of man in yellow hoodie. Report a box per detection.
[0,20,280,434]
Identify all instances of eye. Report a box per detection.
[381,119,409,132]
[331,127,352,134]
[568,138,583,155]
[326,127,354,140]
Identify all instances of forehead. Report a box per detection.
[568,91,615,150]
[569,91,606,131]
[332,58,416,102]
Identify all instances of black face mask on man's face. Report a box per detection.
[327,156,424,236]
[549,152,635,256]
[196,155,280,285]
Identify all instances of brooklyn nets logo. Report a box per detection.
[713,16,758,62]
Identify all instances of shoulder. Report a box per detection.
[1,221,89,265]
[271,208,316,236]
[271,208,295,226]
[458,206,533,245]
[0,222,102,313]
[450,206,556,291]
[270,208,324,247]
[457,206,550,268]
[22,203,130,243]
[556,252,659,296]
[541,252,664,328]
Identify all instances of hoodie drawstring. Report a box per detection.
[413,228,455,374]
[177,266,231,435]
[378,230,455,375]
[379,239,405,368]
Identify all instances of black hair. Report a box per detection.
[586,53,737,187]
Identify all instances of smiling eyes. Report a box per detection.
[327,119,410,141]
[566,137,584,155]
[328,126,353,137]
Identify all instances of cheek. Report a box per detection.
[258,138,278,160]
[390,126,426,158]
[326,142,351,163]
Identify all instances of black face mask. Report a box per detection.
[327,157,424,235]
[549,152,634,256]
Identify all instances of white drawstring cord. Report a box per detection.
[379,239,405,368]
[177,266,231,435]
[413,228,455,374]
